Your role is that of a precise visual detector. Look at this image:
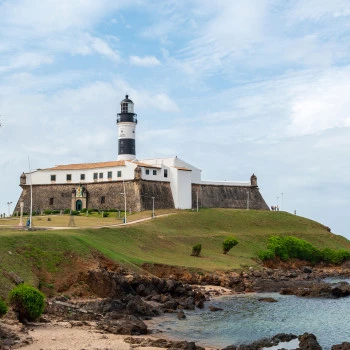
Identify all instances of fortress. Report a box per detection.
[15,95,269,213]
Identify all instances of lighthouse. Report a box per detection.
[116,95,138,160]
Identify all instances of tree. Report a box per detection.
[223,237,238,254]
[191,243,202,257]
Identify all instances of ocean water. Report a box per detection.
[150,292,350,349]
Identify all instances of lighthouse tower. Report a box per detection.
[117,95,138,160]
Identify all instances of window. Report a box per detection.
[93,173,98,180]
[66,174,72,181]
[108,171,112,179]
[164,169,168,178]
[99,172,103,179]
[153,169,157,175]
[122,103,128,113]
[49,197,54,205]
[145,169,150,175]
[117,171,122,177]
[50,175,56,182]
[100,196,105,204]
[80,174,85,181]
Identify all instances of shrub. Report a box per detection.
[258,236,350,265]
[0,299,8,317]
[258,249,275,261]
[102,212,109,217]
[71,210,80,216]
[320,248,350,264]
[191,244,202,257]
[43,209,52,215]
[109,208,117,212]
[9,284,45,322]
[63,208,71,214]
[80,208,87,213]
[51,210,60,214]
[223,237,239,254]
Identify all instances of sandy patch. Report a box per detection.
[193,284,234,297]
[23,322,166,350]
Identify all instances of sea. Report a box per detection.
[149,278,350,350]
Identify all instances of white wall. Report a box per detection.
[141,157,202,183]
[25,162,136,185]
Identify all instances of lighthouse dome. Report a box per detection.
[121,94,133,104]
[120,94,134,113]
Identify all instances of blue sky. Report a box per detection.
[0,0,349,238]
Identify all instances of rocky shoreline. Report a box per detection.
[1,263,350,349]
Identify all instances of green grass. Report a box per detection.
[0,209,349,298]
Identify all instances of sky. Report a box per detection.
[0,0,349,238]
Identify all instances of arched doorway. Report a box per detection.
[76,200,82,211]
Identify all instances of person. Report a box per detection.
[276,205,279,211]
[271,205,275,211]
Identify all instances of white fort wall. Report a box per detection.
[19,156,264,211]
[27,164,135,185]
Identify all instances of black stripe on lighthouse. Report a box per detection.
[118,139,135,155]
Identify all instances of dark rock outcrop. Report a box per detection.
[124,336,205,350]
[97,314,147,335]
[332,342,350,350]
[222,333,297,350]
[298,332,322,350]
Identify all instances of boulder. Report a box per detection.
[177,310,186,319]
[332,342,350,350]
[258,297,278,302]
[209,305,223,312]
[97,315,147,335]
[298,332,322,350]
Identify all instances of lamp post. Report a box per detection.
[281,192,284,211]
[7,201,12,217]
[18,201,24,227]
[122,179,127,224]
[152,196,155,218]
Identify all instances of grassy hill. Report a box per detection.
[0,208,349,298]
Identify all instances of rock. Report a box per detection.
[258,297,278,302]
[280,288,294,295]
[196,300,205,309]
[179,297,195,310]
[97,315,147,335]
[209,305,223,312]
[3,271,24,285]
[298,332,322,350]
[161,300,179,311]
[222,333,297,350]
[177,310,186,319]
[303,267,313,274]
[332,342,350,350]
[124,337,205,350]
[124,295,159,317]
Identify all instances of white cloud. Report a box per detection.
[0,0,127,36]
[289,0,350,22]
[129,56,161,67]
[287,68,350,136]
[0,52,54,73]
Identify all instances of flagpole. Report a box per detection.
[28,157,33,229]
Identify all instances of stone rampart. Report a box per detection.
[14,181,268,213]
[14,180,175,213]
[191,184,269,210]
